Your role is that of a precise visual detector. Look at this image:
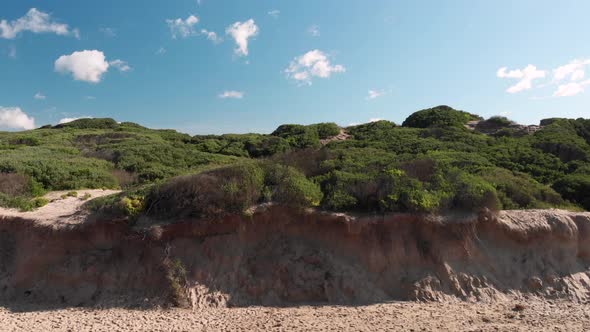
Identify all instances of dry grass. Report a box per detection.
[0,173,30,196]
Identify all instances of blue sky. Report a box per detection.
[1,0,590,134]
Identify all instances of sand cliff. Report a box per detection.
[0,204,589,309]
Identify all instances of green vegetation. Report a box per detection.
[402,105,481,128]
[1,106,589,216]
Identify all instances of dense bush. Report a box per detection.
[271,124,320,149]
[1,105,589,215]
[553,174,590,210]
[402,105,481,128]
[309,123,340,139]
[144,163,264,219]
[262,163,323,207]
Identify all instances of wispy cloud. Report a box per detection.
[109,59,131,72]
[268,10,280,19]
[218,90,245,99]
[348,118,384,126]
[498,58,590,98]
[156,47,166,55]
[200,29,222,44]
[34,92,46,100]
[366,89,388,100]
[166,15,199,39]
[285,50,346,85]
[553,80,590,97]
[553,59,590,82]
[99,27,116,37]
[0,8,79,39]
[307,25,320,37]
[166,15,221,44]
[497,65,546,94]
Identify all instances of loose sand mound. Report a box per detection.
[0,205,589,310]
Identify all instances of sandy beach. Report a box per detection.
[1,299,589,332]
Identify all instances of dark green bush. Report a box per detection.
[553,174,590,210]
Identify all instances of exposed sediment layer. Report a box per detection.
[1,207,589,309]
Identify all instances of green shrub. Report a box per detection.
[480,168,563,209]
[0,193,48,211]
[553,174,590,210]
[263,164,323,208]
[121,195,145,217]
[271,124,320,149]
[54,118,119,130]
[450,171,500,211]
[402,105,481,128]
[145,163,264,219]
[309,123,340,139]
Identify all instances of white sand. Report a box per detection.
[0,189,120,226]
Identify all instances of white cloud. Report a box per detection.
[285,50,346,85]
[55,50,110,83]
[166,15,199,39]
[226,19,259,56]
[58,116,93,124]
[84,96,96,100]
[166,15,221,44]
[497,65,545,93]
[307,25,320,37]
[200,29,222,44]
[367,89,386,100]
[0,107,35,130]
[109,59,131,72]
[268,10,280,19]
[156,47,166,55]
[553,59,590,82]
[218,91,244,99]
[553,80,590,97]
[34,92,46,100]
[348,118,384,126]
[0,8,79,39]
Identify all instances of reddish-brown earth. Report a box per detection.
[1,204,589,309]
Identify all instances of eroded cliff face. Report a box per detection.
[1,207,589,309]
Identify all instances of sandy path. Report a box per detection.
[1,299,589,332]
[0,189,120,226]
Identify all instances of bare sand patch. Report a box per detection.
[0,189,120,227]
